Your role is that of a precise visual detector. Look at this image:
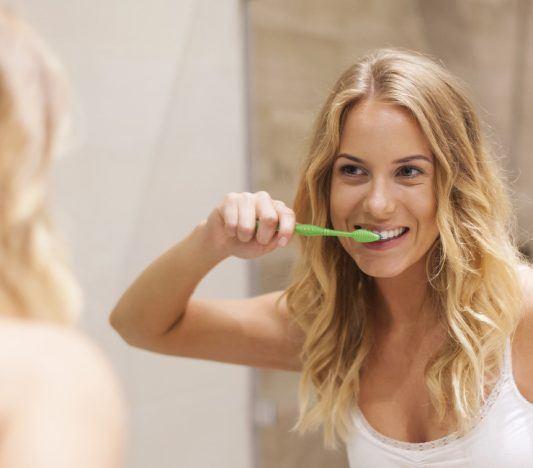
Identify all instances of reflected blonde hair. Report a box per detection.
[278,47,531,449]
[0,8,81,324]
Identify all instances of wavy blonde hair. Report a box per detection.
[0,8,81,324]
[277,47,531,449]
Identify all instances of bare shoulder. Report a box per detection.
[0,318,122,426]
[0,317,121,391]
[512,264,533,402]
[516,264,533,326]
[0,318,125,467]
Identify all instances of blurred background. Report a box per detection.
[7,0,532,467]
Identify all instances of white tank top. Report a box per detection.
[346,337,533,467]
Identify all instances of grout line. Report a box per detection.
[508,0,530,175]
[117,0,200,284]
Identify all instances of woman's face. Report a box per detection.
[329,99,440,278]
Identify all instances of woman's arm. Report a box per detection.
[109,191,302,370]
[110,222,303,370]
[109,220,230,348]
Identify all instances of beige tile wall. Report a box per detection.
[14,1,252,467]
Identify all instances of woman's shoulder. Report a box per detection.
[515,263,533,339]
[0,319,126,466]
[0,316,124,416]
[0,317,109,370]
[517,264,533,316]
[512,264,533,402]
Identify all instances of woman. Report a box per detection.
[110,48,533,466]
[0,8,125,468]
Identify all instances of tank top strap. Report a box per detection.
[502,336,513,378]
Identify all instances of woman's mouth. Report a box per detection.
[354,226,410,251]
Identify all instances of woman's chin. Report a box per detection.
[355,261,405,279]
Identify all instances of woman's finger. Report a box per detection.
[255,191,279,245]
[272,200,295,247]
[237,192,256,243]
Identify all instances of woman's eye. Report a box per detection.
[339,164,423,179]
[339,164,364,176]
[398,166,423,178]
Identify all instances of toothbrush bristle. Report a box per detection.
[354,228,381,243]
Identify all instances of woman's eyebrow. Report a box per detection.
[336,153,433,164]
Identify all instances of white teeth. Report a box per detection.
[372,227,407,239]
[354,226,408,240]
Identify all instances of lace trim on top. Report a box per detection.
[355,339,512,452]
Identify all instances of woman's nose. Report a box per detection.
[362,180,396,217]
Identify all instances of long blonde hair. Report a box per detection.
[278,47,531,449]
[0,8,81,324]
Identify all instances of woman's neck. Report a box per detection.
[371,267,438,337]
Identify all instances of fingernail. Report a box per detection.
[278,237,287,247]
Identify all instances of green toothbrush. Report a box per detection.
[254,220,381,243]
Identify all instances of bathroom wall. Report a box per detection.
[9,1,253,467]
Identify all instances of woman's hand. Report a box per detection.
[203,191,296,259]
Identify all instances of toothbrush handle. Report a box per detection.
[254,220,348,237]
[294,223,325,236]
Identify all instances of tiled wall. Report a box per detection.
[11,1,252,467]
